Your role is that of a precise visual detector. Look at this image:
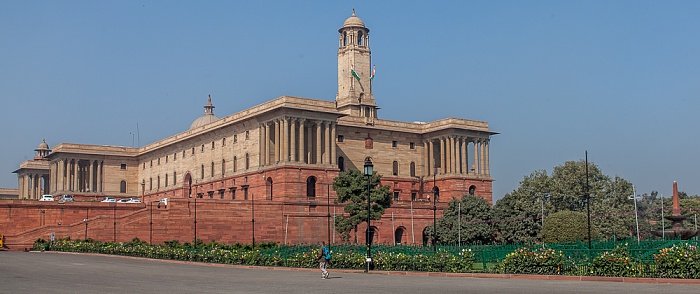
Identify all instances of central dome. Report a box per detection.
[189,95,220,130]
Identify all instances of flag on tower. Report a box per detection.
[351,64,361,82]
[370,65,376,81]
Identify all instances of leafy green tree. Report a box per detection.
[493,170,551,244]
[494,160,636,244]
[333,169,392,243]
[542,210,596,243]
[430,195,494,245]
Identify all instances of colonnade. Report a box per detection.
[17,173,49,199]
[51,158,104,193]
[259,117,336,166]
[424,136,490,176]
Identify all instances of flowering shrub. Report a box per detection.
[654,243,700,279]
[591,243,640,277]
[502,247,569,275]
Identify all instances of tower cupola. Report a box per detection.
[336,9,377,120]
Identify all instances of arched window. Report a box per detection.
[120,180,127,193]
[343,32,348,46]
[245,153,250,169]
[392,161,399,176]
[173,171,177,185]
[266,177,273,200]
[338,157,345,172]
[201,165,204,179]
[165,174,168,187]
[211,161,215,177]
[306,176,317,198]
[221,159,226,176]
[410,162,416,177]
[149,178,152,191]
[358,30,364,46]
[157,176,160,189]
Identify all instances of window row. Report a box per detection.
[143,131,250,169]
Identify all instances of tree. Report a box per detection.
[333,169,392,243]
[542,210,595,243]
[494,160,636,244]
[493,170,550,244]
[430,195,494,245]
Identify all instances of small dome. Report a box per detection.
[36,139,49,151]
[342,9,365,28]
[189,95,220,130]
[189,114,220,129]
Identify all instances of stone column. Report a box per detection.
[316,121,322,164]
[281,117,288,162]
[290,118,297,162]
[440,137,446,175]
[75,160,80,191]
[485,139,490,176]
[97,161,103,193]
[307,121,313,164]
[265,122,271,165]
[428,140,435,176]
[480,140,486,175]
[299,119,306,164]
[17,175,23,199]
[461,137,468,175]
[325,121,331,164]
[88,160,94,192]
[473,140,479,175]
[330,122,336,165]
[274,119,281,163]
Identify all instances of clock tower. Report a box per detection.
[336,10,377,119]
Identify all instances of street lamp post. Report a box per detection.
[364,158,373,272]
[585,151,591,252]
[327,183,331,248]
[629,185,640,243]
[432,167,439,251]
[251,192,255,249]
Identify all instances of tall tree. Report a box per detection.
[333,169,392,243]
[430,195,494,245]
[493,170,551,244]
[494,160,636,244]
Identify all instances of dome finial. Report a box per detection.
[204,94,215,115]
[352,8,356,17]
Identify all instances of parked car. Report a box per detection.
[117,198,130,203]
[39,195,54,202]
[100,197,116,203]
[58,194,74,202]
[127,197,141,203]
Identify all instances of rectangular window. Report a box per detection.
[157,158,160,165]
[211,141,215,149]
[411,192,417,201]
[201,145,204,152]
[174,152,177,161]
[393,191,400,201]
[410,142,415,149]
[231,189,236,200]
[392,141,398,148]
[337,135,344,142]
[234,134,238,143]
[120,163,127,170]
[245,130,250,140]
[150,160,153,167]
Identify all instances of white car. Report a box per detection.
[127,197,141,203]
[100,197,116,203]
[39,195,54,201]
[117,198,130,203]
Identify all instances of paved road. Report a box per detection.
[1,251,698,294]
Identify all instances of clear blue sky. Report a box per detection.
[2,1,699,202]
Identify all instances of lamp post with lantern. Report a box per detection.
[364,158,373,272]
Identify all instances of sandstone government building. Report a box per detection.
[3,11,497,250]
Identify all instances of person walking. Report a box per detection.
[318,241,331,279]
